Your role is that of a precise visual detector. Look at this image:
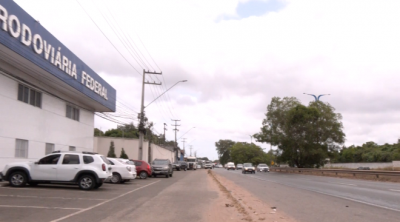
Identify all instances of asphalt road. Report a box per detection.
[0,170,217,222]
[213,168,400,222]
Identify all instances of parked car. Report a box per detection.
[257,163,270,172]
[172,161,188,171]
[242,163,255,174]
[236,164,243,170]
[226,162,236,170]
[152,159,173,178]
[107,158,137,184]
[0,151,112,190]
[130,159,152,179]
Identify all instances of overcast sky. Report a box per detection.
[14,0,400,160]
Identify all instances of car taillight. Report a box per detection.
[126,166,131,172]
[147,164,150,170]
[102,163,106,171]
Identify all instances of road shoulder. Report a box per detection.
[207,170,297,222]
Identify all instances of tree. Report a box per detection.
[215,139,236,165]
[254,97,345,168]
[107,141,117,158]
[230,142,273,166]
[94,128,104,137]
[120,148,129,159]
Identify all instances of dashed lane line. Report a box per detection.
[50,180,161,222]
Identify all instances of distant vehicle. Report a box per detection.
[242,163,255,174]
[107,158,137,184]
[226,162,236,170]
[357,167,371,170]
[204,161,213,169]
[257,163,270,172]
[130,159,152,179]
[173,161,188,171]
[217,164,223,168]
[151,159,173,178]
[196,164,202,169]
[0,151,112,190]
[186,157,198,170]
[236,164,243,170]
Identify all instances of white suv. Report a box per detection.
[0,151,112,190]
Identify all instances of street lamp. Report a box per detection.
[178,127,196,140]
[138,79,188,160]
[303,93,330,101]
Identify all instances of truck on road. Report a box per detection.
[186,157,197,170]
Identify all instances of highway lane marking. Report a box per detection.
[241,173,400,213]
[0,194,106,201]
[389,189,400,192]
[336,183,358,187]
[0,205,83,210]
[51,180,161,222]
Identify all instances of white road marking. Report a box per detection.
[389,189,400,192]
[51,180,161,222]
[0,205,83,210]
[240,173,400,213]
[0,194,106,201]
[336,183,358,187]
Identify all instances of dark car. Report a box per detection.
[152,159,173,178]
[173,161,188,171]
[131,159,152,179]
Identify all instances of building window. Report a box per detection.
[69,146,76,151]
[66,104,80,121]
[15,139,28,158]
[45,143,55,155]
[18,84,41,108]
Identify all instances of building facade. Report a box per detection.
[0,1,116,170]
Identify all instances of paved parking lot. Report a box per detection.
[0,170,216,222]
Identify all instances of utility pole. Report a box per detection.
[181,138,187,160]
[138,69,162,161]
[171,119,181,161]
[163,123,167,144]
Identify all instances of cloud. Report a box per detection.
[13,0,400,160]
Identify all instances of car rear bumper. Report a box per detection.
[153,170,169,175]
[103,176,112,183]
[243,169,255,172]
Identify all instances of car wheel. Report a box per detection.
[9,171,27,187]
[111,173,122,184]
[170,173,173,177]
[78,175,96,190]
[139,171,148,179]
[166,174,169,178]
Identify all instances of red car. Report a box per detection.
[131,159,152,179]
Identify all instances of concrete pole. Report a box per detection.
[138,69,145,160]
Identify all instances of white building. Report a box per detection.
[0,1,116,170]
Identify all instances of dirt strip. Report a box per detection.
[206,170,297,222]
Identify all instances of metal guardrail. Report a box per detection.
[270,167,400,178]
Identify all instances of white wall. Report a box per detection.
[323,162,393,169]
[93,137,174,163]
[0,72,94,170]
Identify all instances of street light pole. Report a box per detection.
[138,75,187,161]
[303,93,330,101]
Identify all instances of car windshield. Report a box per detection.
[237,164,243,166]
[187,159,196,162]
[258,164,267,167]
[152,160,168,165]
[243,163,253,167]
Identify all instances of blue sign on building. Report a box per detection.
[0,0,116,111]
